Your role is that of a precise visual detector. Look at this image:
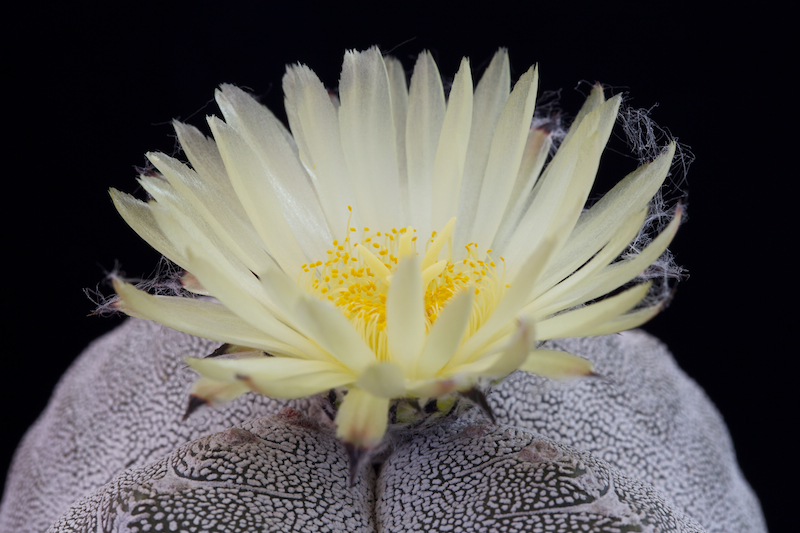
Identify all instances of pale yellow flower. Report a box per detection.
[112,47,680,451]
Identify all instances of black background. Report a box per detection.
[4,2,792,530]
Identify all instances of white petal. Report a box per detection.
[335,388,390,448]
[174,121,271,268]
[173,120,257,241]
[189,376,251,407]
[283,64,358,239]
[291,293,377,373]
[446,235,558,370]
[449,317,534,379]
[470,66,539,248]
[501,95,622,279]
[528,207,648,316]
[186,356,355,399]
[208,116,308,272]
[356,362,406,399]
[173,121,230,186]
[430,58,473,231]
[578,303,663,336]
[417,288,473,378]
[511,128,553,205]
[140,181,271,303]
[519,348,594,380]
[559,83,606,148]
[492,127,552,248]
[146,151,273,274]
[384,56,409,222]
[534,282,652,340]
[405,51,445,235]
[386,255,425,375]
[186,252,332,362]
[215,85,332,258]
[257,262,376,372]
[536,143,676,294]
[455,49,510,249]
[113,279,303,358]
[543,206,681,314]
[338,47,402,228]
[110,188,189,268]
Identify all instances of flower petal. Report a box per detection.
[109,188,188,268]
[536,143,676,294]
[146,151,273,274]
[215,85,332,258]
[356,362,406,399]
[186,356,356,399]
[455,49,510,248]
[257,262,376,372]
[493,127,552,247]
[577,303,663,336]
[470,65,539,248]
[559,82,606,148]
[534,281,652,340]
[384,55,409,220]
[172,121,230,187]
[208,115,308,272]
[527,207,648,317]
[291,293,377,373]
[446,235,558,370]
[185,251,332,362]
[339,47,402,229]
[387,255,426,375]
[247,260,375,372]
[541,205,682,315]
[406,51,445,236]
[141,187,271,303]
[500,93,622,279]
[189,376,251,406]
[335,388,390,448]
[416,288,474,378]
[519,348,594,380]
[283,64,357,238]
[113,279,303,357]
[431,58,473,231]
[451,317,534,379]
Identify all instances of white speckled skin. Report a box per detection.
[378,419,706,532]
[47,416,375,533]
[48,417,704,533]
[0,320,766,532]
[479,332,766,532]
[0,319,306,532]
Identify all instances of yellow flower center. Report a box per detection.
[299,209,509,360]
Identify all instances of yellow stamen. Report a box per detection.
[299,213,507,361]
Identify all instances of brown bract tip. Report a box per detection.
[459,387,496,425]
[344,442,368,488]
[182,394,209,421]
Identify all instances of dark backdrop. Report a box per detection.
[4,2,791,530]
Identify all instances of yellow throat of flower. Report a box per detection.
[299,210,508,361]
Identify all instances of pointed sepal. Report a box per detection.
[344,443,368,488]
[459,387,496,425]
